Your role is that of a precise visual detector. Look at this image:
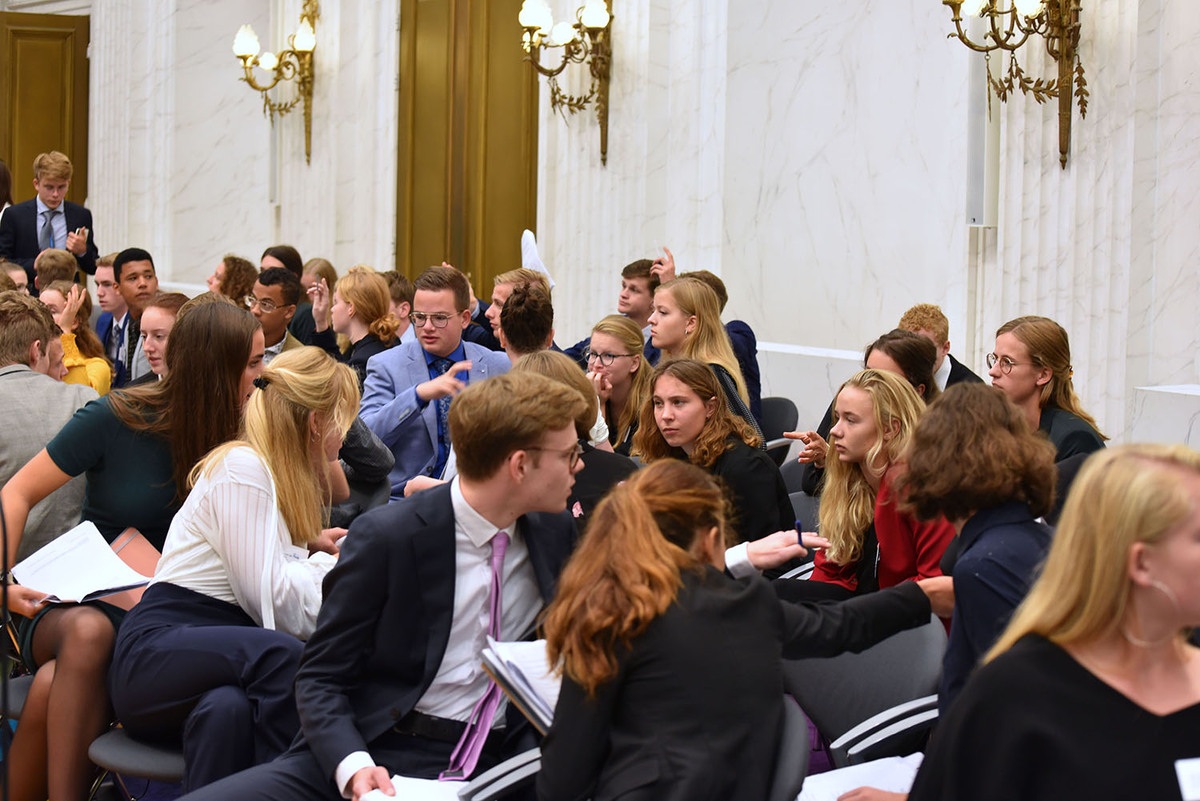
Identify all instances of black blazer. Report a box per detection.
[292,483,577,780]
[946,354,984,386]
[0,198,98,282]
[538,568,933,801]
[710,437,793,543]
[1039,404,1105,463]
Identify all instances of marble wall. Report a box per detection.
[84,0,400,285]
[15,0,1200,441]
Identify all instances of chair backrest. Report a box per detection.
[768,694,810,801]
[790,491,819,533]
[782,615,946,767]
[760,397,800,441]
[779,459,805,494]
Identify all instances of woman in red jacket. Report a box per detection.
[805,368,955,600]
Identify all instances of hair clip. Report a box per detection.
[253,376,269,390]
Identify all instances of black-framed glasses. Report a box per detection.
[243,295,286,314]
[986,353,1037,374]
[411,311,458,329]
[583,347,634,367]
[524,442,584,470]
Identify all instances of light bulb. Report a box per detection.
[293,18,316,52]
[549,21,577,46]
[964,0,990,16]
[232,24,260,58]
[519,0,542,29]
[580,0,610,30]
[531,1,554,33]
[258,51,278,70]
[1012,0,1043,17]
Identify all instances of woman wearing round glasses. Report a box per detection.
[585,315,653,456]
[987,315,1105,462]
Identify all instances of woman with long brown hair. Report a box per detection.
[634,359,790,545]
[539,460,953,801]
[0,302,265,801]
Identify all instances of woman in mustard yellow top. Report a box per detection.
[40,280,113,395]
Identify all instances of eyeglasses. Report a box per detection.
[583,347,634,367]
[986,353,1037,374]
[243,295,287,314]
[410,311,459,329]
[524,442,584,470]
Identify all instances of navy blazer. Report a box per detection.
[293,484,577,781]
[359,339,510,497]
[0,198,98,284]
[940,502,1050,712]
[96,311,115,351]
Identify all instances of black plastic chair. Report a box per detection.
[760,397,799,466]
[783,615,947,768]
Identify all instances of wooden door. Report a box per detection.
[396,0,539,293]
[0,11,90,204]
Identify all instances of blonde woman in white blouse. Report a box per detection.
[106,347,360,792]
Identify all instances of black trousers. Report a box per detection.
[109,583,305,791]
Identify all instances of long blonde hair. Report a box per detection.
[591,314,652,443]
[820,369,926,565]
[656,278,748,404]
[986,444,1200,662]
[191,347,360,545]
[997,315,1106,440]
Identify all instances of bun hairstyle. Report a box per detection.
[335,266,401,344]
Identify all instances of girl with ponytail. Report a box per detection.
[987,315,1106,461]
[308,264,402,388]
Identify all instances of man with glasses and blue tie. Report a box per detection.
[0,151,98,292]
[359,265,510,500]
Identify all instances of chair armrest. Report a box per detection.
[459,748,541,801]
[845,708,939,765]
[829,694,938,753]
[765,438,791,466]
[776,562,815,581]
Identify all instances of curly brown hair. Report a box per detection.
[898,382,1056,522]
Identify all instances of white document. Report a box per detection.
[11,521,153,604]
[798,753,924,801]
[485,637,561,727]
[359,776,464,801]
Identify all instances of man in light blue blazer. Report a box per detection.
[360,265,510,499]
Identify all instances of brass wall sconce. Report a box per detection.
[519,0,613,165]
[942,0,1086,168]
[232,0,319,164]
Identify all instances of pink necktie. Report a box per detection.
[440,531,509,780]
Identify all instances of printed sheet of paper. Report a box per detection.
[12,521,152,604]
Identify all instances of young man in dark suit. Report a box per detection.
[0,151,98,287]
[178,371,588,800]
[899,302,985,391]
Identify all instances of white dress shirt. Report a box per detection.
[334,477,541,795]
[934,355,952,392]
[152,445,334,640]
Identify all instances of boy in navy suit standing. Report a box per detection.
[0,151,98,289]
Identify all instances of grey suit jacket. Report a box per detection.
[0,364,98,561]
[359,339,510,498]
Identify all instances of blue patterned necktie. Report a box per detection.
[432,357,454,476]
